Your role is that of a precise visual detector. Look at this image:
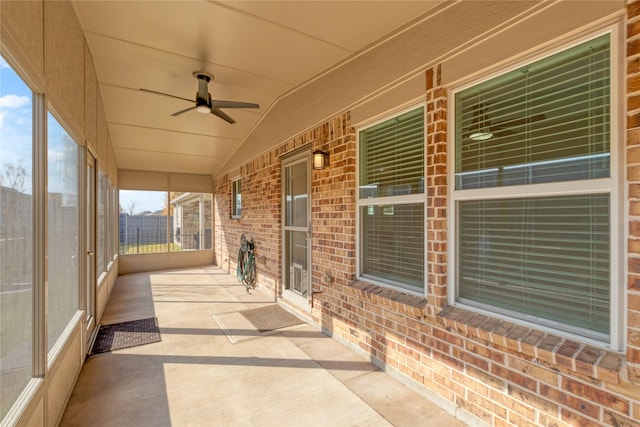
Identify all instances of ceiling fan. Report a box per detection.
[140,71,259,124]
[465,104,545,141]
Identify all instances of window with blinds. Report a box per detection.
[358,106,425,293]
[453,33,613,342]
[455,34,610,190]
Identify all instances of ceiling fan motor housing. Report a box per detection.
[194,72,214,111]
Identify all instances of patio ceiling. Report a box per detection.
[72,1,444,176]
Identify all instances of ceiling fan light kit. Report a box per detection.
[140,71,259,124]
[469,131,493,141]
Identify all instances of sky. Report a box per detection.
[119,190,167,215]
[1,56,78,200]
[0,56,32,193]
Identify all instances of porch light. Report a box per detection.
[312,150,330,170]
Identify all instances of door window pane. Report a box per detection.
[285,162,307,227]
[47,113,80,352]
[0,56,33,420]
[231,179,242,218]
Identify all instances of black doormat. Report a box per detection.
[90,317,160,355]
[240,305,303,332]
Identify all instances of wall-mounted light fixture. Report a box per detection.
[312,150,330,170]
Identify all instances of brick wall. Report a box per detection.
[213,5,640,425]
[214,113,354,296]
[628,0,640,391]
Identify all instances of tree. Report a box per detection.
[126,199,137,216]
[1,162,27,192]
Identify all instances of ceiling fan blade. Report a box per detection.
[140,88,193,104]
[211,100,259,109]
[492,114,546,130]
[172,106,197,117]
[211,108,236,124]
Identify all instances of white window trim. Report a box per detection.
[355,103,428,297]
[231,177,242,219]
[447,24,624,351]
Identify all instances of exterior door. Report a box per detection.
[282,154,311,306]
[85,153,97,345]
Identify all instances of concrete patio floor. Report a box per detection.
[59,266,468,427]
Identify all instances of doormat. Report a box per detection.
[90,317,160,355]
[240,304,303,332]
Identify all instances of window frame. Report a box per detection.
[231,177,242,219]
[355,103,427,296]
[45,108,84,361]
[447,26,624,350]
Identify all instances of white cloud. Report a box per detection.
[0,94,30,108]
[0,111,6,129]
[0,57,8,68]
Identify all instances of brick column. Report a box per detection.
[627,0,640,382]
[425,65,448,316]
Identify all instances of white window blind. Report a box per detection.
[358,106,425,293]
[453,34,612,342]
[458,194,610,338]
[455,34,610,190]
[359,107,425,198]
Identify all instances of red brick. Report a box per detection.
[563,377,630,414]
[629,129,640,148]
[574,346,601,377]
[455,396,494,426]
[540,384,600,419]
[520,329,545,356]
[629,1,640,19]
[536,335,563,363]
[602,410,640,427]
[453,346,489,371]
[508,384,558,416]
[491,364,537,392]
[508,357,559,386]
[561,408,600,427]
[556,340,581,370]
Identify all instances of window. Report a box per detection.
[119,190,169,254]
[0,56,34,420]
[97,169,107,274]
[452,33,616,343]
[232,178,242,218]
[169,192,213,251]
[357,106,425,293]
[119,190,213,253]
[47,113,80,353]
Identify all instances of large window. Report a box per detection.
[47,113,80,353]
[357,106,425,293]
[0,56,34,420]
[119,190,212,254]
[452,33,616,343]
